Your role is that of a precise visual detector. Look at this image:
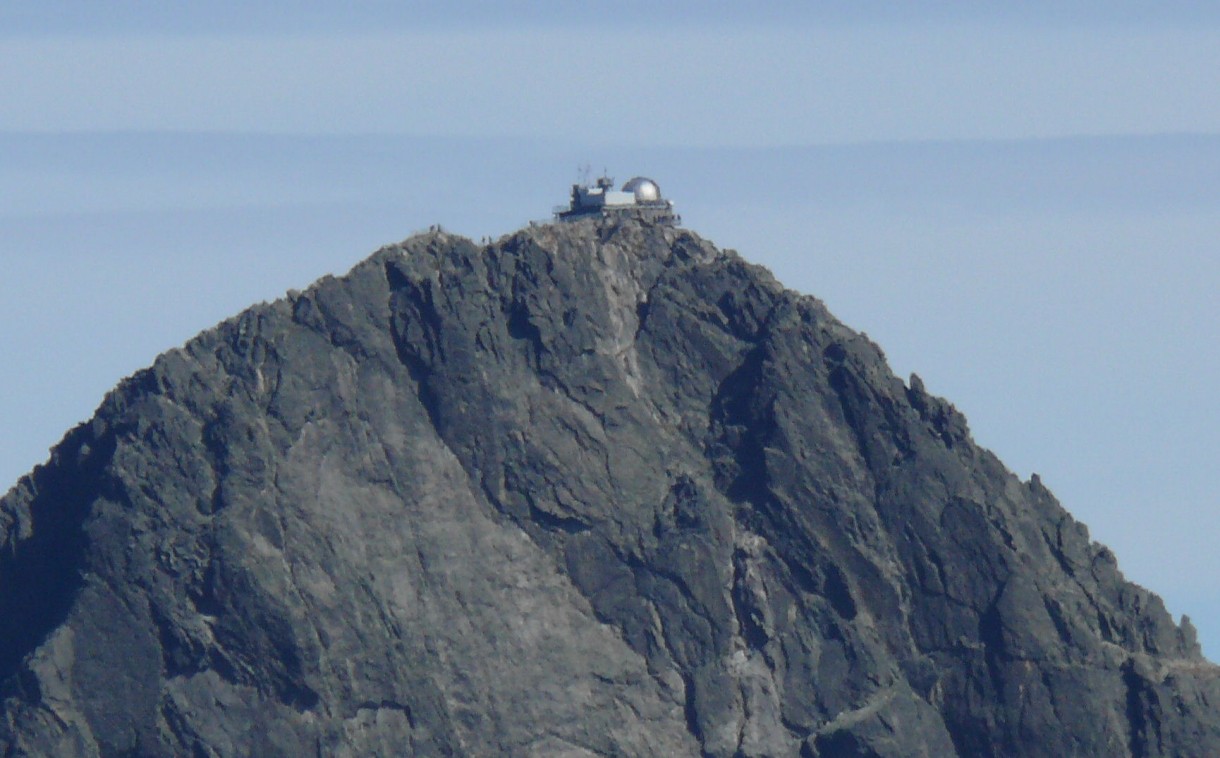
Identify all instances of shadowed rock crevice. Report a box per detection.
[0,422,113,687]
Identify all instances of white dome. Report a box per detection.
[622,176,661,203]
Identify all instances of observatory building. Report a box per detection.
[555,174,680,226]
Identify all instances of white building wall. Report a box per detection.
[602,191,635,206]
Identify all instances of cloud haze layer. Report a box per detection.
[2,5,1218,656]
[4,9,1220,144]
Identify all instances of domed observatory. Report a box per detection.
[622,176,662,203]
[555,174,681,226]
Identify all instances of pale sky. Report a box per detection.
[2,3,1218,655]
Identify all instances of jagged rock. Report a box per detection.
[2,218,1218,756]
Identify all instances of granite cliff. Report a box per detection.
[2,219,1218,756]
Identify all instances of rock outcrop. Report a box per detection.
[2,219,1218,756]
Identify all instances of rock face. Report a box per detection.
[2,219,1218,756]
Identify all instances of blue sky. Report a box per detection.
[2,3,1219,655]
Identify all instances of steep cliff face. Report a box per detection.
[2,219,1217,757]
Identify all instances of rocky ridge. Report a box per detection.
[1,218,1218,756]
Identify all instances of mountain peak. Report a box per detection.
[2,220,1217,756]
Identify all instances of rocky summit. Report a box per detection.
[2,219,1218,757]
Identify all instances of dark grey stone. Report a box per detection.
[2,218,1217,756]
